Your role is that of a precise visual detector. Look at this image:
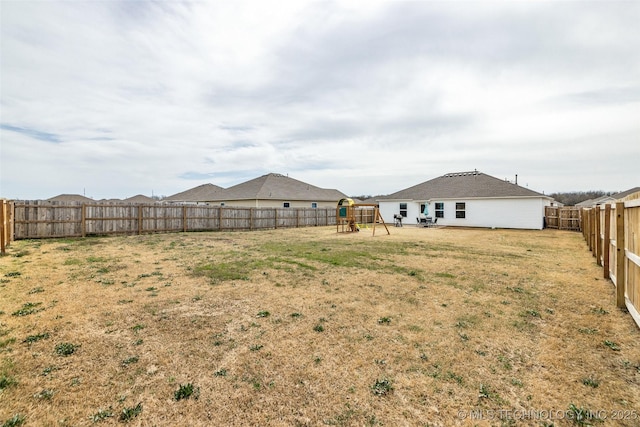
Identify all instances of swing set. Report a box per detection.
[336,198,390,236]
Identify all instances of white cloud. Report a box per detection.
[1,0,639,199]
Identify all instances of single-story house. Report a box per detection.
[376,171,553,230]
[575,188,640,208]
[162,174,347,208]
[612,187,640,201]
[576,195,616,208]
[213,173,347,208]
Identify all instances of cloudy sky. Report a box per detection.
[1,1,639,200]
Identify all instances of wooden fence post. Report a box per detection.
[615,202,626,308]
[1,200,6,255]
[591,209,597,254]
[582,209,589,244]
[595,206,602,265]
[183,206,187,232]
[603,204,611,279]
[596,206,603,267]
[81,204,87,237]
[137,206,143,235]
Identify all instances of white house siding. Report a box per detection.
[445,198,549,230]
[217,200,335,209]
[379,198,550,230]
[378,200,420,226]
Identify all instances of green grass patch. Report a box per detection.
[55,342,78,356]
[2,414,25,427]
[174,383,199,401]
[90,408,113,423]
[119,403,142,422]
[603,340,620,351]
[23,332,50,344]
[0,374,18,390]
[193,261,255,282]
[12,302,44,317]
[372,378,393,396]
[4,272,21,278]
[121,356,139,367]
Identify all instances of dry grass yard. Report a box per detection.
[1,226,639,426]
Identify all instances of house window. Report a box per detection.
[220,202,225,206]
[399,203,407,217]
[455,202,466,219]
[283,202,290,208]
[311,202,317,208]
[435,202,444,218]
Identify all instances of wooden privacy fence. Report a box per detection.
[11,201,344,239]
[582,198,640,329]
[544,206,581,231]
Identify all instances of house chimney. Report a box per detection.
[515,174,518,185]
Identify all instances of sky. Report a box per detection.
[1,0,639,200]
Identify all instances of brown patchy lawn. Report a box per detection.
[0,226,638,426]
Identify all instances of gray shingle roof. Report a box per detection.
[378,171,548,200]
[164,183,225,202]
[613,187,640,199]
[221,173,346,201]
[123,194,156,203]
[47,194,95,202]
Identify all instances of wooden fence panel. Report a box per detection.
[582,199,640,329]
[625,200,640,324]
[11,202,338,239]
[275,208,299,228]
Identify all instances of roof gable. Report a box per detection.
[380,171,547,200]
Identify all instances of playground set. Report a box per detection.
[336,198,390,236]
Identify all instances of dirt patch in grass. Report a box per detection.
[1,227,638,426]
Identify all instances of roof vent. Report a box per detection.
[443,171,480,178]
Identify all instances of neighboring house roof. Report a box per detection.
[377,171,549,201]
[613,187,640,200]
[164,183,225,202]
[575,198,595,207]
[123,194,156,203]
[592,195,616,205]
[220,173,346,202]
[47,194,94,203]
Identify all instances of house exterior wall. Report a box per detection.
[215,199,337,209]
[379,197,551,230]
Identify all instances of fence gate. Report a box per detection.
[545,206,581,231]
